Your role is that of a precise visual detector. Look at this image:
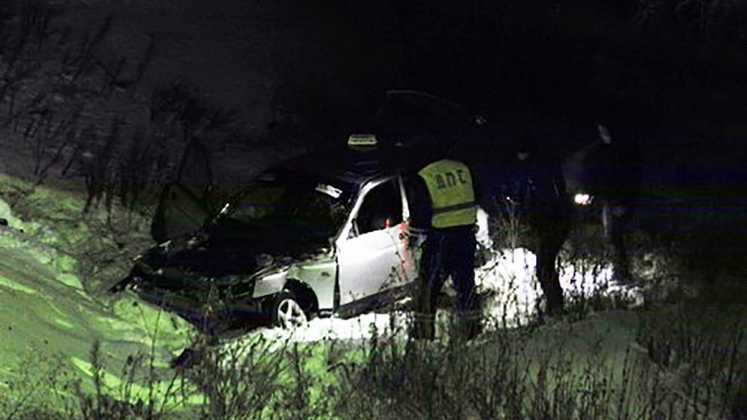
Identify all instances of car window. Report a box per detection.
[220,172,352,242]
[231,186,286,221]
[355,179,403,235]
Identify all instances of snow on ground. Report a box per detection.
[0,194,195,401]
[258,311,411,344]
[253,247,644,344]
[476,247,635,325]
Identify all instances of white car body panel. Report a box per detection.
[335,176,415,306]
[336,224,409,305]
[251,175,414,310]
[287,259,337,310]
[249,173,443,313]
[253,270,288,298]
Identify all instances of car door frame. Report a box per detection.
[333,174,414,308]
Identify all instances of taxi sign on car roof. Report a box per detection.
[347,133,378,149]
[315,183,343,199]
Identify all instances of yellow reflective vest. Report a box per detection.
[417,159,477,229]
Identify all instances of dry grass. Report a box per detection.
[2,295,743,420]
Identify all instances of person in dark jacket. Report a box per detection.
[594,123,641,283]
[405,143,481,340]
[511,134,571,314]
[566,121,641,284]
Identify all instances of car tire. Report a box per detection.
[271,291,308,329]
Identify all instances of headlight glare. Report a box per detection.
[574,193,593,206]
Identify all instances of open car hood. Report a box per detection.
[151,138,222,243]
[137,217,332,284]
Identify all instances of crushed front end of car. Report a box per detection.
[112,167,353,333]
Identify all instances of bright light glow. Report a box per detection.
[574,193,593,206]
[475,207,492,248]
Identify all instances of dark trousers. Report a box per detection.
[412,226,479,340]
[531,200,571,315]
[602,201,633,282]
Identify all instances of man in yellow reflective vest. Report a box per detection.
[406,155,481,340]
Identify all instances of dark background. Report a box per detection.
[1,0,746,205]
[12,0,745,138]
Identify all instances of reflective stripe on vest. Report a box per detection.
[418,159,477,228]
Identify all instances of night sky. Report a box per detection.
[46,0,747,141]
[3,0,746,199]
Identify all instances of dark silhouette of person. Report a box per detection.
[511,131,571,314]
[593,123,641,283]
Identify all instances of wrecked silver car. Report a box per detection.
[113,142,420,330]
[112,90,495,332]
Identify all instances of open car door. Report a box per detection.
[336,178,414,306]
[150,138,220,243]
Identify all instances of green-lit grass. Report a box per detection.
[2,296,744,419]
[0,173,155,294]
[0,174,196,418]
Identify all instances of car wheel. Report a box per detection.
[272,291,308,328]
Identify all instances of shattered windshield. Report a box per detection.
[225,171,354,240]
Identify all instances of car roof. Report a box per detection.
[268,91,484,186]
[276,149,397,187]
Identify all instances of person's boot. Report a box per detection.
[411,313,435,340]
[539,274,565,316]
[611,251,635,285]
[610,269,633,287]
[459,318,483,341]
[451,308,482,340]
[545,289,565,317]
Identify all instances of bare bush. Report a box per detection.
[185,335,288,420]
[635,0,745,43]
[637,303,747,419]
[0,348,76,420]
[5,298,744,419]
[72,340,183,420]
[1,2,241,227]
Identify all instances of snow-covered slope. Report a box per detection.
[0,194,195,402]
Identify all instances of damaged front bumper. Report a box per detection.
[113,259,272,330]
